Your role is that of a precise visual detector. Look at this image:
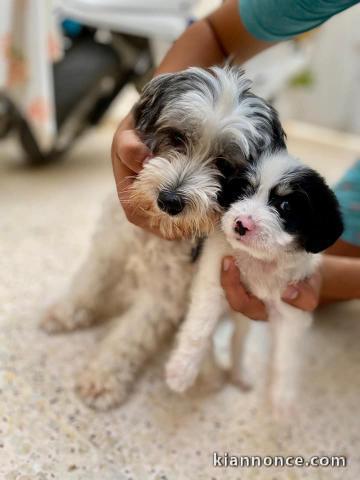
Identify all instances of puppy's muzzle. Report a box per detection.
[157,190,185,216]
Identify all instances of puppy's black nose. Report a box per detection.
[234,220,248,236]
[157,191,185,216]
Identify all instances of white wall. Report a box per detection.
[277,5,360,134]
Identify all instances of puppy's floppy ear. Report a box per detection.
[264,101,287,152]
[297,169,344,253]
[216,161,251,209]
[236,92,287,161]
[133,73,175,136]
[133,68,207,137]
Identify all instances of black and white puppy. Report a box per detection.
[41,66,286,410]
[166,150,343,416]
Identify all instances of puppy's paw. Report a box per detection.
[40,303,94,334]
[76,366,131,410]
[165,354,198,393]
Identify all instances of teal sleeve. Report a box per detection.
[239,0,359,41]
[334,160,360,247]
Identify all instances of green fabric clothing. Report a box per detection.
[334,160,360,246]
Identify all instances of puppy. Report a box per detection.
[166,150,343,416]
[41,66,285,409]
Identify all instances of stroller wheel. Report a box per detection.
[0,96,15,139]
[0,95,58,165]
[18,117,61,166]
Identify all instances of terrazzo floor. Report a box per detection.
[0,124,360,480]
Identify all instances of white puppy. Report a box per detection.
[166,150,343,415]
[41,66,286,409]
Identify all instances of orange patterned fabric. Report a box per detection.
[0,0,62,151]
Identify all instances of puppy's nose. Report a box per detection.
[234,216,255,236]
[157,191,185,216]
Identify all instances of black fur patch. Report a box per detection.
[190,237,205,263]
[242,97,286,160]
[269,168,344,253]
[217,163,255,209]
[133,69,216,141]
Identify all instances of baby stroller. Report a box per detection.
[0,0,197,164]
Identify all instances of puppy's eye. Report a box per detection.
[280,200,291,212]
[167,129,186,149]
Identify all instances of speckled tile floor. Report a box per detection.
[0,126,360,480]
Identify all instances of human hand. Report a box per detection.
[111,113,165,236]
[220,257,322,320]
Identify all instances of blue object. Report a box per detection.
[334,160,360,246]
[62,19,83,37]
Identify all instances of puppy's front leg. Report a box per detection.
[269,303,312,418]
[41,199,130,333]
[76,294,182,410]
[166,234,228,393]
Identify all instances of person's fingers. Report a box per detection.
[112,154,134,197]
[111,116,154,227]
[112,161,173,239]
[113,169,162,236]
[110,113,177,239]
[281,270,322,312]
[221,257,268,321]
[112,128,151,174]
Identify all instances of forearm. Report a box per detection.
[155,20,225,75]
[321,255,360,303]
[155,0,272,76]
